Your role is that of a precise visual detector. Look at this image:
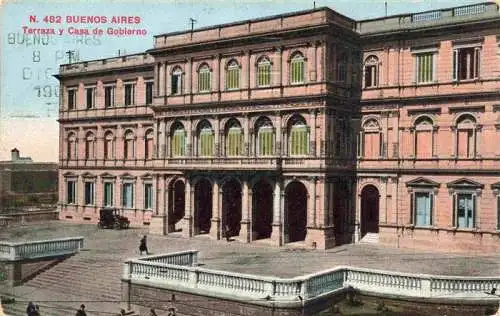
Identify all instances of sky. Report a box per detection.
[0,0,492,161]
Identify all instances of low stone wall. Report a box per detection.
[121,251,500,315]
[1,210,59,225]
[379,225,500,253]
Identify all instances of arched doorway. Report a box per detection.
[168,179,185,232]
[222,178,242,238]
[360,185,380,238]
[194,178,212,234]
[285,181,308,243]
[252,179,273,240]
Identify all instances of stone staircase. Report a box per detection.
[2,252,127,316]
[360,233,379,244]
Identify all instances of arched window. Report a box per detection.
[414,116,434,158]
[104,131,115,159]
[85,131,95,159]
[359,119,382,158]
[124,130,135,159]
[226,60,240,90]
[225,119,243,156]
[257,56,271,87]
[144,129,154,159]
[455,114,477,158]
[288,116,309,156]
[171,67,183,95]
[171,123,186,157]
[198,121,214,157]
[256,117,274,156]
[364,55,379,88]
[290,52,305,84]
[198,64,211,92]
[67,132,77,159]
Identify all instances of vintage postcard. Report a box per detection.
[1,0,500,315]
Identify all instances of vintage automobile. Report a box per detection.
[97,207,130,229]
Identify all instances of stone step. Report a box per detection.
[360,233,379,244]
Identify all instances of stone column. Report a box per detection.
[181,179,193,238]
[214,117,221,157]
[158,63,165,97]
[380,177,387,224]
[275,113,282,156]
[310,109,317,156]
[186,120,193,156]
[271,180,283,246]
[355,180,361,242]
[238,177,251,243]
[210,181,221,240]
[244,115,250,156]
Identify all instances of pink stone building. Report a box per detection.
[57,2,500,252]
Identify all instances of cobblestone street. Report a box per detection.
[1,221,500,315]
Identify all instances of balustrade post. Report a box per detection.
[300,280,308,300]
[9,244,16,260]
[191,251,198,266]
[422,278,431,297]
[123,261,132,280]
[189,268,199,288]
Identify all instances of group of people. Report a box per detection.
[26,302,87,316]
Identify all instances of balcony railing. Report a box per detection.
[123,251,500,305]
[0,237,85,261]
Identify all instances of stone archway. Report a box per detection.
[194,178,212,235]
[360,185,380,238]
[168,179,185,232]
[285,181,308,243]
[222,178,242,238]
[252,179,273,240]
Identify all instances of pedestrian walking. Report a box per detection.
[75,304,87,316]
[139,235,149,255]
[26,301,37,316]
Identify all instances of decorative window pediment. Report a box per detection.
[141,173,153,180]
[81,172,96,179]
[406,177,440,188]
[120,173,136,180]
[63,171,77,177]
[100,172,116,179]
[447,178,483,189]
[491,182,500,191]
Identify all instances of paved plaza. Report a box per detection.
[1,221,500,315]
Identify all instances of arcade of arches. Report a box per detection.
[156,175,356,249]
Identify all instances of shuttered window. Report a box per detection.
[416,53,434,83]
[226,61,240,90]
[289,124,309,156]
[258,127,274,156]
[171,129,186,157]
[198,65,211,92]
[226,127,243,156]
[199,128,214,157]
[257,58,271,87]
[290,54,305,84]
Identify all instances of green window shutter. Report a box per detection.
[290,125,308,155]
[228,128,242,156]
[200,129,213,156]
[291,57,304,84]
[259,128,274,156]
[172,130,186,157]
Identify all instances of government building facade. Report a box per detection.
[56,2,500,252]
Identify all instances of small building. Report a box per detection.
[0,149,58,212]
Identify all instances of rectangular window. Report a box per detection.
[453,47,480,81]
[104,86,115,108]
[415,53,434,83]
[227,128,243,156]
[414,192,432,226]
[257,63,271,87]
[68,89,76,110]
[84,182,95,205]
[290,60,305,84]
[226,67,240,90]
[172,130,186,156]
[171,73,182,95]
[497,195,500,231]
[145,82,153,104]
[198,70,211,92]
[199,131,214,156]
[103,182,113,207]
[364,65,377,88]
[455,193,475,228]
[144,183,153,210]
[290,126,309,156]
[258,128,274,156]
[124,84,135,106]
[67,180,76,204]
[122,183,134,208]
[86,87,95,109]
